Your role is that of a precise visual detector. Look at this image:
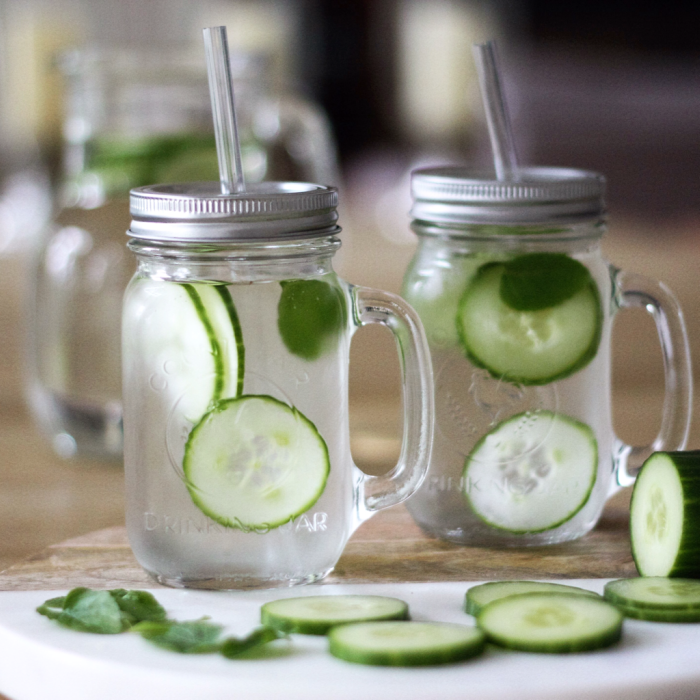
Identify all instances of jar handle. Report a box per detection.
[612,269,693,490]
[351,286,434,521]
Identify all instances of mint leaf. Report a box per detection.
[220,627,286,659]
[277,279,345,360]
[53,588,127,634]
[110,589,167,623]
[499,253,592,311]
[133,619,224,654]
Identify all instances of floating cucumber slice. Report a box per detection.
[477,592,623,653]
[604,578,700,623]
[465,581,600,616]
[630,451,700,577]
[457,258,602,385]
[463,411,597,533]
[131,280,243,424]
[261,595,409,635]
[183,395,329,530]
[277,278,346,361]
[328,621,486,666]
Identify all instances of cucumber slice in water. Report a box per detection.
[133,280,243,423]
[261,595,409,635]
[630,451,700,577]
[477,592,623,653]
[604,578,700,622]
[464,411,597,533]
[183,395,329,530]
[457,257,602,385]
[465,581,600,616]
[329,621,486,666]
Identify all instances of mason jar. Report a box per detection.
[401,166,692,546]
[122,181,433,588]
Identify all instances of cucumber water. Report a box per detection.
[122,273,352,587]
[402,243,613,546]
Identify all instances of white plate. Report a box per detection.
[1,580,699,700]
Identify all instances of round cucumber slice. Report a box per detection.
[329,621,486,666]
[261,595,409,635]
[604,578,700,622]
[183,395,329,530]
[465,581,600,616]
[457,258,602,385]
[477,592,623,653]
[132,280,243,424]
[463,410,597,533]
[630,451,700,577]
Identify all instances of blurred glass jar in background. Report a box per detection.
[27,47,340,461]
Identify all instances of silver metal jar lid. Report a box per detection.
[129,181,339,242]
[410,166,605,226]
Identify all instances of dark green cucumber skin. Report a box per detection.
[328,623,486,666]
[260,597,409,636]
[631,450,700,578]
[611,604,700,623]
[213,285,245,398]
[476,593,623,654]
[457,262,603,386]
[465,581,599,616]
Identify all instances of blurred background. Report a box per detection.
[0,0,699,570]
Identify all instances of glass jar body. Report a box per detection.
[401,221,614,545]
[122,238,355,588]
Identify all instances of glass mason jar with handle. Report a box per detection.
[122,181,433,589]
[401,166,692,546]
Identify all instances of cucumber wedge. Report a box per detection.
[183,395,329,530]
[261,595,409,635]
[630,451,700,577]
[131,280,243,424]
[604,578,700,622]
[464,411,597,533]
[465,581,600,616]
[329,621,486,666]
[477,592,623,653]
[457,257,602,385]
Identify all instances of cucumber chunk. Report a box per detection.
[328,621,486,666]
[457,259,602,385]
[183,395,329,530]
[477,593,623,653]
[465,581,600,616]
[604,578,700,622]
[630,451,700,577]
[261,595,409,635]
[132,280,243,424]
[464,411,597,533]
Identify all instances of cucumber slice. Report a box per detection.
[133,280,243,423]
[464,411,597,533]
[183,395,329,530]
[465,581,600,616]
[477,593,623,653]
[630,451,700,577]
[261,595,409,635]
[457,258,602,385]
[328,621,486,666]
[604,578,700,622]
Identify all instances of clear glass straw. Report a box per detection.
[203,26,246,194]
[472,40,519,181]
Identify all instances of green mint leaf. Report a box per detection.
[499,253,592,311]
[220,626,287,659]
[36,604,62,620]
[110,589,168,623]
[277,279,345,360]
[133,619,224,654]
[55,588,127,634]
